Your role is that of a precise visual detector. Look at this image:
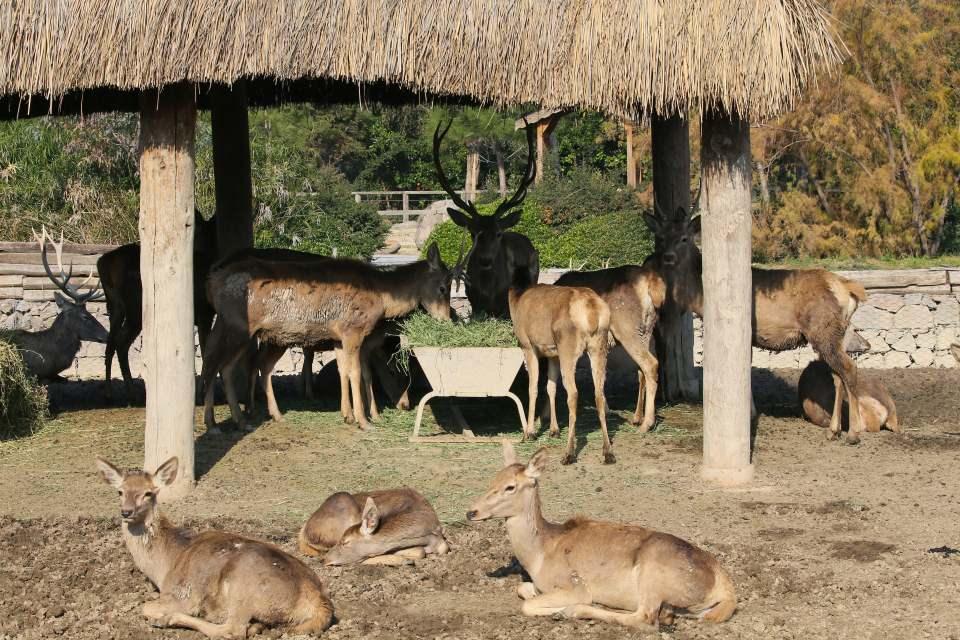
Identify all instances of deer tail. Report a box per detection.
[844,278,867,303]
[290,585,334,635]
[699,568,737,623]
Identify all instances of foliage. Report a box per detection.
[533,166,645,228]
[0,340,48,439]
[393,312,518,373]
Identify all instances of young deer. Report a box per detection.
[95,457,333,638]
[6,228,108,381]
[799,360,899,434]
[298,488,449,566]
[201,243,454,432]
[508,276,613,464]
[645,205,870,443]
[467,443,737,629]
[555,265,666,431]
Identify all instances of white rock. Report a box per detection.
[903,293,924,306]
[935,327,958,351]
[921,295,937,309]
[867,294,904,313]
[891,333,916,352]
[912,348,935,367]
[885,351,912,368]
[893,304,934,329]
[934,297,960,326]
[769,351,798,368]
[858,353,886,369]
[934,352,958,369]
[853,305,894,329]
[752,350,770,368]
[914,330,937,350]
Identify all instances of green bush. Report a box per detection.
[532,166,644,228]
[0,340,48,439]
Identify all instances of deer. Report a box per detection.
[509,270,613,464]
[97,210,218,404]
[201,242,456,432]
[298,488,449,566]
[799,359,899,435]
[433,119,540,318]
[555,265,667,432]
[952,344,960,363]
[644,204,871,443]
[5,227,108,381]
[467,443,737,630]
[95,456,333,638]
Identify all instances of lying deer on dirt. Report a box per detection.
[555,265,666,431]
[509,272,613,464]
[298,488,449,566]
[5,228,108,381]
[799,360,899,434]
[201,243,455,432]
[467,443,737,629]
[645,205,870,443]
[952,344,960,363]
[95,456,333,638]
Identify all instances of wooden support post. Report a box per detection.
[700,109,754,486]
[139,84,197,499]
[651,113,698,401]
[211,82,253,257]
[625,121,637,188]
[465,147,480,201]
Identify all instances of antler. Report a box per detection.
[433,120,481,219]
[492,117,537,219]
[34,226,104,303]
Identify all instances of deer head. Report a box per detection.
[95,457,178,524]
[466,443,549,521]
[433,119,536,271]
[36,227,108,343]
[643,198,701,269]
[415,242,455,321]
[322,497,386,566]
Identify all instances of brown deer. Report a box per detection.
[509,273,613,464]
[97,211,218,404]
[298,488,449,566]
[95,456,333,638]
[799,359,899,434]
[434,120,540,318]
[5,228,108,381]
[555,265,667,431]
[952,343,960,363]
[467,443,737,629]
[201,243,454,432]
[645,205,870,443]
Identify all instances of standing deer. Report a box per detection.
[95,457,333,638]
[5,228,108,381]
[201,243,454,432]
[555,265,666,431]
[97,211,217,403]
[509,271,613,464]
[645,205,870,443]
[298,488,449,566]
[467,443,737,629]
[434,120,539,318]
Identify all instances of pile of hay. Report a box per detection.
[0,340,48,439]
[394,313,518,372]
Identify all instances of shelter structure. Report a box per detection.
[515,108,567,183]
[1,0,842,492]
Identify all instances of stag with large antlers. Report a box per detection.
[5,228,108,381]
[645,204,871,443]
[434,120,540,318]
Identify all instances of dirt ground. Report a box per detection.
[1,367,959,640]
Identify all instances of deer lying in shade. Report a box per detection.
[467,443,737,630]
[298,488,449,566]
[95,457,333,639]
[799,360,899,435]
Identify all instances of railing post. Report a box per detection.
[402,191,410,212]
[354,193,361,203]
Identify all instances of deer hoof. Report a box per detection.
[343,414,355,425]
[845,432,861,445]
[603,451,616,465]
[826,429,840,441]
[560,453,576,466]
[397,400,410,411]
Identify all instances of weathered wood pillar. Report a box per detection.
[139,84,197,498]
[465,143,481,200]
[211,81,254,257]
[700,109,754,485]
[625,121,637,188]
[651,113,698,401]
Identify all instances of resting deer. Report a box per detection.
[645,205,870,443]
[799,360,899,434]
[434,120,540,318]
[467,443,737,629]
[97,211,218,403]
[298,488,449,566]
[95,456,333,638]
[201,243,455,432]
[555,265,666,431]
[952,344,960,363]
[509,272,613,464]
[5,228,108,381]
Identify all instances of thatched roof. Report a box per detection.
[1,1,843,121]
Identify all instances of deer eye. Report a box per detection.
[142,491,154,500]
[680,236,688,243]
[117,490,123,496]
[504,484,516,493]
[439,285,448,295]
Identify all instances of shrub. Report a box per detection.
[531,167,643,228]
[0,340,48,439]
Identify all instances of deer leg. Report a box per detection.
[522,349,540,441]
[221,352,249,431]
[371,351,406,409]
[301,348,315,400]
[167,612,251,640]
[558,347,580,465]
[588,337,614,464]
[345,342,370,431]
[545,359,560,437]
[394,547,427,560]
[200,322,230,432]
[361,554,413,567]
[520,588,591,617]
[115,322,139,406]
[360,343,380,422]
[563,603,661,630]
[334,346,354,424]
[103,316,123,401]
[258,343,287,422]
[617,330,658,432]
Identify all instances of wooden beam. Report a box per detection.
[211,81,253,258]
[139,84,197,499]
[700,109,754,486]
[625,121,637,188]
[651,113,698,402]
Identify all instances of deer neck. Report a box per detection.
[504,489,555,579]
[49,312,82,348]
[121,508,191,589]
[378,263,428,318]
[670,253,704,316]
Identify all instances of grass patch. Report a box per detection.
[761,255,960,270]
[394,312,518,372]
[0,340,48,440]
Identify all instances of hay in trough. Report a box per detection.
[0,340,48,439]
[394,313,518,372]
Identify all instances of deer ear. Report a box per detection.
[426,242,443,271]
[152,457,179,488]
[447,208,472,229]
[359,497,380,537]
[502,440,518,466]
[642,212,661,234]
[686,212,701,235]
[498,208,522,229]
[95,457,124,489]
[525,448,549,479]
[54,292,69,308]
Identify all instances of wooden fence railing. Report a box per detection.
[351,190,488,223]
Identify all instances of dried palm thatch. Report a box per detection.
[0,0,843,120]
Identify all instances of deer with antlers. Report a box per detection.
[5,228,108,381]
[433,120,539,318]
[645,204,871,443]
